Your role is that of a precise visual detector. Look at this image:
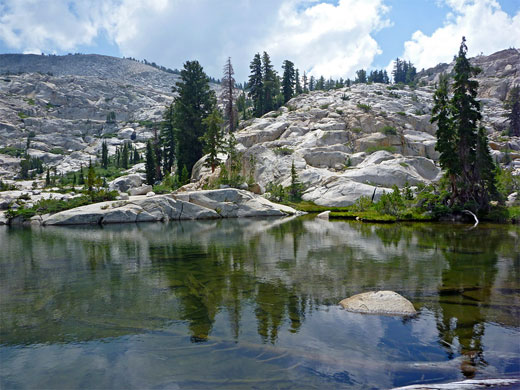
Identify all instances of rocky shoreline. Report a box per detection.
[1,188,299,226]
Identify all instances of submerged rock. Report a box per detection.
[339,290,416,315]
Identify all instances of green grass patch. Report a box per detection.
[26,98,35,105]
[357,103,372,113]
[396,111,406,116]
[0,146,25,157]
[365,145,396,154]
[273,147,294,156]
[49,147,65,155]
[320,104,329,109]
[380,125,397,136]
[18,112,29,119]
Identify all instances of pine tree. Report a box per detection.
[45,168,51,187]
[101,141,108,169]
[505,85,520,136]
[173,60,216,175]
[133,148,140,164]
[303,71,308,93]
[281,60,295,104]
[248,53,264,117]
[78,164,85,185]
[289,160,303,201]
[180,165,190,185]
[262,52,276,113]
[86,159,95,192]
[355,69,367,83]
[431,37,496,211]
[200,109,224,172]
[145,139,156,185]
[121,142,129,169]
[431,72,458,197]
[295,69,302,95]
[160,103,176,174]
[309,76,315,91]
[222,57,236,132]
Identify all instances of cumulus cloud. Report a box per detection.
[0,0,390,80]
[400,0,520,71]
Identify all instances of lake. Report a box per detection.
[0,217,519,389]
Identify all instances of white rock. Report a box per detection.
[339,291,416,315]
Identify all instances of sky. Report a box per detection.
[0,0,519,82]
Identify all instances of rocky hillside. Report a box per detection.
[1,50,519,208]
[193,49,520,206]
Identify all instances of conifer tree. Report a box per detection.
[295,69,303,95]
[201,109,224,172]
[289,160,303,201]
[505,85,520,136]
[281,60,295,104]
[173,60,216,175]
[431,37,496,211]
[248,53,264,117]
[309,76,315,91]
[302,72,308,93]
[180,165,190,185]
[145,139,156,185]
[355,69,367,84]
[222,57,236,132]
[121,142,129,169]
[262,52,276,113]
[101,141,108,169]
[86,159,95,192]
[161,103,176,174]
[78,164,85,185]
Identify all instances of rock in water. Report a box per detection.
[339,291,416,315]
[317,210,330,220]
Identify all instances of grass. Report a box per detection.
[49,147,65,155]
[320,104,330,109]
[357,103,372,113]
[365,145,396,154]
[273,147,294,156]
[18,112,29,119]
[380,125,397,136]
[0,146,25,157]
[396,111,406,116]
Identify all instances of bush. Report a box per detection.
[273,147,294,156]
[380,125,397,136]
[0,147,25,157]
[396,111,406,116]
[357,103,372,113]
[365,146,396,154]
[320,104,329,109]
[352,195,373,211]
[375,186,405,216]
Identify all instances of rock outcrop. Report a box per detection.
[33,189,298,226]
[339,291,416,315]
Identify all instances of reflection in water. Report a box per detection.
[0,219,519,389]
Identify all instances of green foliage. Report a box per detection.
[396,111,406,116]
[352,195,373,211]
[505,84,520,136]
[101,141,109,169]
[106,111,116,123]
[0,147,25,157]
[388,91,401,99]
[319,104,329,109]
[27,98,35,105]
[18,112,29,119]
[392,58,417,85]
[145,140,156,185]
[289,161,304,202]
[357,103,371,112]
[153,173,180,194]
[6,191,118,220]
[0,180,17,191]
[49,147,64,155]
[365,145,396,154]
[180,165,190,185]
[496,166,520,200]
[375,186,405,216]
[173,60,216,175]
[266,182,286,203]
[200,109,224,172]
[281,59,295,104]
[273,147,294,156]
[380,125,397,135]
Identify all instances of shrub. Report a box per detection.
[396,111,406,116]
[0,147,25,157]
[388,92,400,99]
[357,103,372,113]
[50,147,65,155]
[273,147,294,156]
[27,98,35,105]
[352,195,373,211]
[18,112,29,119]
[365,145,396,154]
[375,186,405,216]
[320,103,330,109]
[380,125,397,136]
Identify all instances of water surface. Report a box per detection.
[1,218,519,389]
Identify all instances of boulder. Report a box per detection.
[108,174,143,193]
[128,185,152,196]
[339,291,416,315]
[317,210,330,220]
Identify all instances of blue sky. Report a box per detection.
[0,0,519,81]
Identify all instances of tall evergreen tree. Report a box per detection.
[281,60,295,104]
[431,37,496,211]
[101,141,109,169]
[295,69,303,95]
[505,85,520,136]
[309,75,315,91]
[302,71,308,93]
[355,69,367,84]
[201,109,224,172]
[121,142,129,169]
[222,57,236,132]
[262,52,276,113]
[145,139,156,185]
[173,60,216,175]
[248,53,264,117]
[161,103,176,174]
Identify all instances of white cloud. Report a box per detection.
[0,0,390,80]
[400,0,520,71]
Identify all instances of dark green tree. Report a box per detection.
[201,109,224,172]
[78,164,85,185]
[145,139,156,185]
[248,53,264,117]
[295,69,302,95]
[289,160,303,201]
[302,71,308,93]
[173,60,216,175]
[101,141,109,169]
[431,37,496,211]
[86,159,95,192]
[262,52,277,113]
[45,168,51,187]
[281,60,295,104]
[309,75,315,91]
[505,85,520,136]
[222,57,236,132]
[355,69,367,84]
[161,103,176,174]
[180,165,190,185]
[121,142,129,169]
[315,75,325,90]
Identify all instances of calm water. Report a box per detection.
[0,217,519,389]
